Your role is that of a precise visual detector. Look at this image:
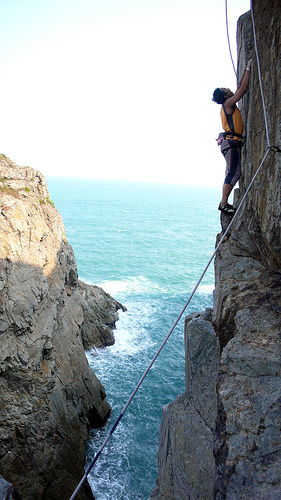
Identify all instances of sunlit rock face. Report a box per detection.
[151,1,281,498]
[0,155,122,499]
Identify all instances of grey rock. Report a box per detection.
[78,280,126,349]
[0,155,123,499]
[152,2,281,499]
[214,5,281,498]
[151,313,219,499]
[185,315,220,426]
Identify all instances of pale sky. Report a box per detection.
[0,0,250,186]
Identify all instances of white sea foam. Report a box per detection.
[96,279,130,295]
[50,179,220,499]
[96,275,165,297]
[88,302,156,362]
[198,283,215,294]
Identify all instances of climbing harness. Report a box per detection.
[69,3,280,499]
[222,131,243,140]
[221,104,244,140]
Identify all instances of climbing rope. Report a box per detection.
[250,1,280,153]
[250,0,270,147]
[70,153,273,500]
[225,0,238,80]
[69,3,279,499]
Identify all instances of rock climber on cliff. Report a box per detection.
[212,59,252,215]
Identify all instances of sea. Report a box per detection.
[48,178,221,500]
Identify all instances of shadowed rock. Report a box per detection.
[151,312,219,499]
[0,155,124,499]
[151,2,281,498]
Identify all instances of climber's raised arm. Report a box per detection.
[224,59,252,113]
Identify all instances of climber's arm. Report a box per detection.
[225,59,252,112]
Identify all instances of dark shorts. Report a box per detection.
[221,139,242,185]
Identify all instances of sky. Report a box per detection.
[0,0,250,186]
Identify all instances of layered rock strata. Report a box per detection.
[0,155,123,499]
[152,1,281,498]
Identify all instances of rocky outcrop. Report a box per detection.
[212,3,281,496]
[0,155,123,499]
[152,1,281,498]
[151,310,219,500]
[78,280,126,350]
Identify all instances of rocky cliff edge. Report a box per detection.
[151,2,281,498]
[0,154,124,499]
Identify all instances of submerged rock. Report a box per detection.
[0,155,123,499]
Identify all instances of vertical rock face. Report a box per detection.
[151,310,220,500]
[0,155,123,499]
[213,3,281,497]
[151,1,281,498]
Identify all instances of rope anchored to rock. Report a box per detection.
[69,3,278,499]
[267,145,281,153]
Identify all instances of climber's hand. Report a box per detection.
[246,59,253,69]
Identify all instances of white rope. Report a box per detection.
[225,0,238,80]
[250,0,270,147]
[69,148,272,500]
[69,3,278,499]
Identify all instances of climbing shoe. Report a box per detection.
[218,203,236,215]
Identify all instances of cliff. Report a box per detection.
[0,155,124,499]
[151,1,281,498]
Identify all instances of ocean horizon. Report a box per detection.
[48,177,221,499]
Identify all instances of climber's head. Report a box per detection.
[212,88,234,104]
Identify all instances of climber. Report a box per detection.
[212,59,252,215]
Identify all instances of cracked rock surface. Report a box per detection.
[151,2,281,498]
[151,311,219,500]
[0,155,123,499]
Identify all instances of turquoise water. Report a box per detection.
[48,178,221,500]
